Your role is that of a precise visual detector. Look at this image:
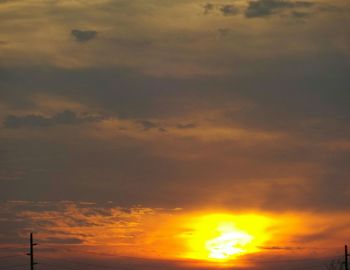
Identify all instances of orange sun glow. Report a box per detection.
[182,213,271,262]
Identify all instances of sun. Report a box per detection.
[205,225,253,259]
[183,213,271,262]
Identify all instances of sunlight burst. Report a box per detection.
[205,228,253,259]
[183,213,271,262]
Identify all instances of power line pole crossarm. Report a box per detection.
[26,232,38,270]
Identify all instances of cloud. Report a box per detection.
[176,123,196,129]
[245,0,314,18]
[158,127,168,132]
[71,29,98,42]
[203,3,214,14]
[4,114,51,128]
[137,120,159,131]
[0,59,349,211]
[0,0,349,215]
[203,0,317,19]
[3,110,103,128]
[220,5,240,16]
[138,120,197,132]
[136,120,167,132]
[0,201,192,261]
[203,3,239,16]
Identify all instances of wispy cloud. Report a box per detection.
[245,0,314,18]
[3,111,104,128]
[71,29,98,42]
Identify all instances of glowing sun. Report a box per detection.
[205,225,253,259]
[183,213,271,262]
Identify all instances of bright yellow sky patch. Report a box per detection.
[181,213,271,262]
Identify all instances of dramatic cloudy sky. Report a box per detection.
[0,0,349,269]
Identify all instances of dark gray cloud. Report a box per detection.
[204,0,318,19]
[0,66,200,119]
[245,0,314,18]
[71,29,98,42]
[3,110,103,128]
[220,5,240,16]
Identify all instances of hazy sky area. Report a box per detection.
[0,0,350,269]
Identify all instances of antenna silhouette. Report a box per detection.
[26,232,38,270]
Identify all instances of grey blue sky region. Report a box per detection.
[0,0,350,268]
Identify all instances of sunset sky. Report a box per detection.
[0,0,350,269]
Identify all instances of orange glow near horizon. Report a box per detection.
[19,204,346,267]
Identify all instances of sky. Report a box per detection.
[0,0,350,269]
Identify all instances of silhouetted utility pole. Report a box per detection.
[27,233,38,270]
[345,245,349,270]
